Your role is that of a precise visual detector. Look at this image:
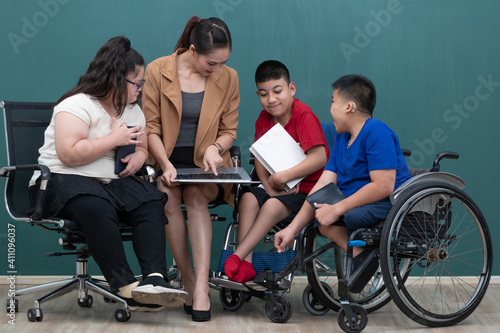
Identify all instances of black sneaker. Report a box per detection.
[131,275,188,308]
[124,297,166,312]
[349,250,379,293]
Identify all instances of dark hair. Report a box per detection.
[332,74,376,116]
[175,16,232,54]
[56,36,144,117]
[255,60,290,85]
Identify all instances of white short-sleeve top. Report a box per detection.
[31,93,145,185]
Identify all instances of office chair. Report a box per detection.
[0,101,144,322]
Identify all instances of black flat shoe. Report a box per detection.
[184,304,193,315]
[123,297,166,312]
[192,308,211,322]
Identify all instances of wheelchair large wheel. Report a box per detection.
[304,232,394,313]
[380,182,492,327]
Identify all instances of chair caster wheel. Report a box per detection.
[337,304,368,333]
[27,308,43,322]
[6,298,18,312]
[219,287,245,311]
[78,295,93,308]
[103,296,117,303]
[114,308,131,322]
[265,294,293,323]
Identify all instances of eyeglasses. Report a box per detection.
[126,79,146,91]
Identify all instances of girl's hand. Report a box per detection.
[117,150,146,177]
[111,118,143,147]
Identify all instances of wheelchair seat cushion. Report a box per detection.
[218,249,296,275]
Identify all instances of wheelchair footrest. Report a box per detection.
[218,249,296,275]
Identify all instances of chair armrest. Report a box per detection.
[1,164,50,178]
[136,164,157,183]
[1,164,51,221]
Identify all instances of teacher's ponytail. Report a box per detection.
[174,16,232,54]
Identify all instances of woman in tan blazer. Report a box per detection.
[142,16,240,322]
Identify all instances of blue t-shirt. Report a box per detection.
[325,118,411,197]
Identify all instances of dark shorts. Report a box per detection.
[241,185,307,214]
[314,198,392,236]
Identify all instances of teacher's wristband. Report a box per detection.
[213,143,223,154]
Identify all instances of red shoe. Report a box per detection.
[224,254,241,278]
[230,260,256,283]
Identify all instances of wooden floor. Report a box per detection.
[2,279,499,333]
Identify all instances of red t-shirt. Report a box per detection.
[254,98,330,193]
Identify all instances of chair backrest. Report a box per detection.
[1,101,54,219]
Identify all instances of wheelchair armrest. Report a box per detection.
[229,145,241,167]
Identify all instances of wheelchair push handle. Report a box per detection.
[431,151,460,172]
[401,149,412,157]
[402,149,459,172]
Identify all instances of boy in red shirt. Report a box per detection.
[224,60,329,283]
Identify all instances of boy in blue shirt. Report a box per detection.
[274,74,411,292]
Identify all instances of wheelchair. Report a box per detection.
[209,150,492,333]
[303,150,493,332]
[208,122,338,321]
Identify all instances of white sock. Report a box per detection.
[147,272,164,278]
[118,281,139,298]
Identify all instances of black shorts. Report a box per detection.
[241,185,307,214]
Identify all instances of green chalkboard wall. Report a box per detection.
[0,0,498,277]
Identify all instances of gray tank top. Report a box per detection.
[175,91,204,147]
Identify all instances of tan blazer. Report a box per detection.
[142,50,240,204]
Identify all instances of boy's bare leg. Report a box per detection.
[317,224,364,257]
[236,192,261,262]
[234,198,292,263]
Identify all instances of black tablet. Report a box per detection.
[306,182,346,209]
[114,143,136,174]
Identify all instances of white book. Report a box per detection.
[249,123,307,192]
